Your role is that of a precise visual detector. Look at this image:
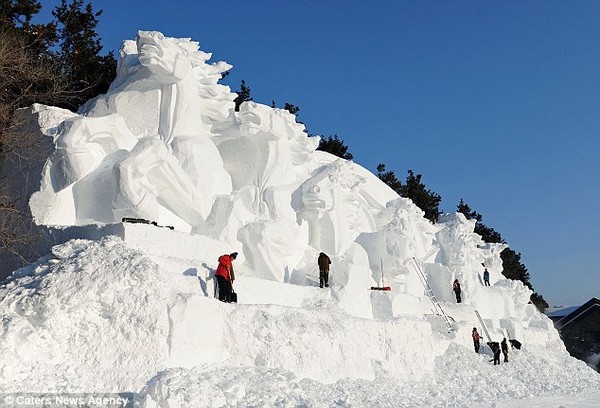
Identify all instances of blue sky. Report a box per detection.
[37,0,599,307]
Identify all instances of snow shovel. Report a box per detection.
[370,259,391,291]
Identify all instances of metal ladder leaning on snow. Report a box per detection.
[410,257,455,332]
[473,309,492,343]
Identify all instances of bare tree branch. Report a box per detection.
[0,27,75,274]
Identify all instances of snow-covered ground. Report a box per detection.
[1,30,599,406]
[1,235,598,407]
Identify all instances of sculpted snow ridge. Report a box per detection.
[24,30,538,322]
[2,31,594,402]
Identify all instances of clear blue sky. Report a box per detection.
[37,0,599,307]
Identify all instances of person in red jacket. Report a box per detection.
[215,252,238,302]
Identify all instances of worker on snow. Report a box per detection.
[452,279,462,303]
[483,268,490,286]
[489,342,501,365]
[318,252,331,288]
[472,327,482,353]
[215,252,238,302]
[501,338,509,362]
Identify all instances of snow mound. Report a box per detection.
[0,237,168,392]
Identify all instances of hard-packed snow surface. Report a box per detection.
[1,31,599,406]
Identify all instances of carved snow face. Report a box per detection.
[137,31,166,66]
[302,184,331,217]
[136,31,188,80]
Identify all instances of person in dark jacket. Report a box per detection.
[452,279,462,303]
[501,338,509,362]
[483,268,490,286]
[215,252,237,302]
[472,327,482,353]
[318,252,331,288]
[489,342,501,365]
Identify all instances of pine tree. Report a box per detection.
[376,163,403,194]
[234,79,252,111]
[377,166,441,223]
[401,170,441,223]
[0,0,57,56]
[457,199,502,243]
[317,134,353,160]
[283,103,300,115]
[52,0,116,110]
[0,0,40,24]
[283,102,308,129]
[530,293,549,312]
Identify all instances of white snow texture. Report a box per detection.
[1,31,598,407]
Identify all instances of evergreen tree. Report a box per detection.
[376,163,403,194]
[457,199,549,312]
[530,292,549,312]
[52,0,116,110]
[233,79,252,111]
[457,199,502,243]
[281,102,307,128]
[377,165,441,223]
[0,0,40,25]
[283,102,300,115]
[499,248,531,286]
[317,134,353,160]
[0,0,57,56]
[401,170,441,223]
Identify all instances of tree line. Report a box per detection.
[0,1,548,311]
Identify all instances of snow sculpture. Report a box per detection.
[113,31,232,226]
[30,31,234,230]
[356,197,439,295]
[50,115,137,192]
[296,159,377,255]
[479,241,508,285]
[31,114,137,224]
[22,30,513,293]
[435,213,481,271]
[211,102,318,281]
[435,213,505,304]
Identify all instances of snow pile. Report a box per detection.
[1,235,598,406]
[1,31,599,406]
[0,237,169,392]
[138,344,599,407]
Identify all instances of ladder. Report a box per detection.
[410,257,454,332]
[474,309,492,343]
